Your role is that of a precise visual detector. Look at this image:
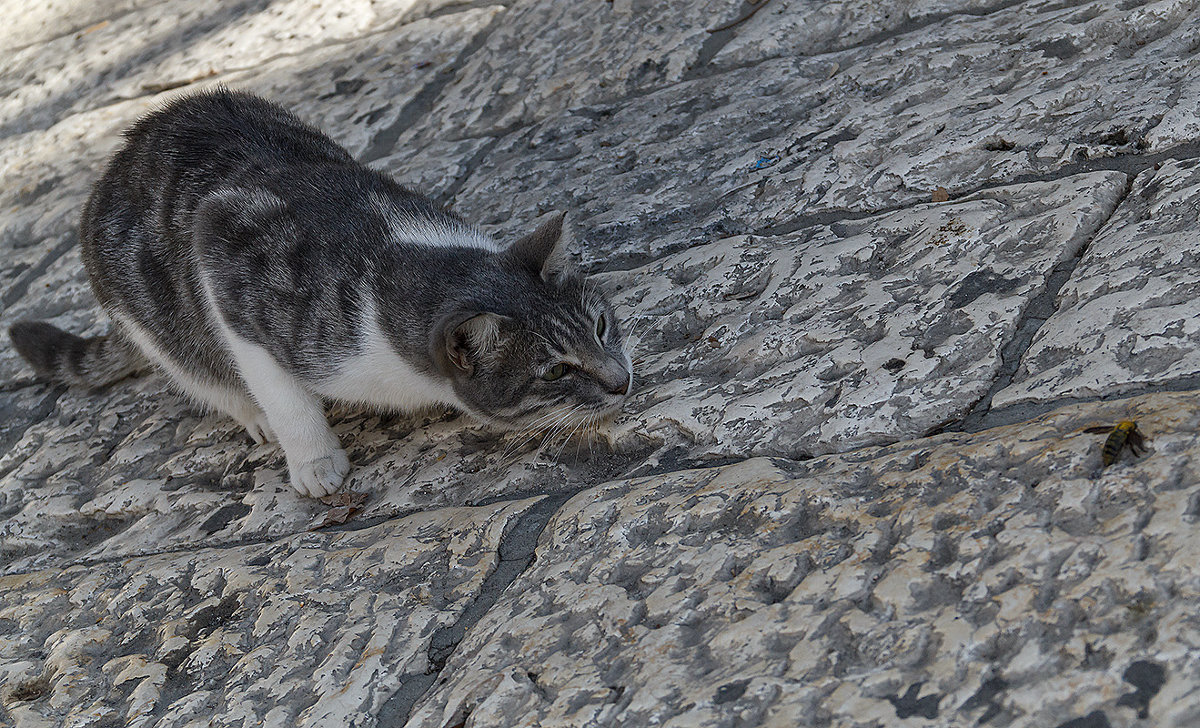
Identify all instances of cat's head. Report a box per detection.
[432,213,632,432]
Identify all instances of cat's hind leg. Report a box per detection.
[217,334,349,497]
[203,385,276,445]
[113,313,274,444]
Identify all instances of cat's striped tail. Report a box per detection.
[8,321,142,387]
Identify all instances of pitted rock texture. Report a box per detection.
[995,157,1200,408]
[407,393,1200,728]
[603,172,1126,458]
[0,172,1131,571]
[4,0,1200,726]
[433,0,1200,267]
[0,498,537,726]
[0,0,476,137]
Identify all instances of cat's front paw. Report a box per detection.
[289,449,351,497]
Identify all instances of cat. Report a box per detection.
[9,88,633,497]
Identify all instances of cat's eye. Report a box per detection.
[542,363,570,381]
[595,314,607,340]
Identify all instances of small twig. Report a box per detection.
[707,0,769,33]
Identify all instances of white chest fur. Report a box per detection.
[313,295,460,412]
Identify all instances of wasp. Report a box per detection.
[1083,420,1148,466]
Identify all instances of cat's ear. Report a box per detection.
[509,211,573,282]
[435,312,509,376]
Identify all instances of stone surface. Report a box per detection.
[712,0,1018,58]
[995,158,1200,408]
[431,0,1199,268]
[602,172,1127,458]
[1,0,158,52]
[5,0,1200,726]
[408,392,1200,728]
[0,0,475,138]
[0,497,537,727]
[392,0,745,141]
[0,172,1128,571]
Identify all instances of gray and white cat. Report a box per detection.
[9,89,632,497]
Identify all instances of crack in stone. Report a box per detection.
[3,5,153,55]
[751,140,1200,242]
[1,233,76,312]
[810,0,1053,59]
[359,6,510,164]
[433,135,503,207]
[683,0,1087,83]
[0,385,64,481]
[373,492,577,725]
[424,0,510,20]
[687,0,768,75]
[944,171,1135,433]
[957,375,1200,432]
[936,176,1132,431]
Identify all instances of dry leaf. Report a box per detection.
[932,186,950,203]
[309,491,369,530]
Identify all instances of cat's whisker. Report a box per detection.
[626,310,669,354]
[550,405,590,460]
[536,405,580,460]
[500,404,573,462]
[555,412,588,462]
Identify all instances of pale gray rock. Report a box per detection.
[0,172,1128,571]
[408,392,1200,728]
[394,0,746,141]
[995,158,1200,408]
[216,7,504,160]
[712,0,1018,58]
[0,0,489,137]
[431,0,1200,268]
[599,171,1128,459]
[713,0,1199,66]
[0,0,158,52]
[0,497,538,727]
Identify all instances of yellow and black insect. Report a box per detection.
[1083,420,1149,466]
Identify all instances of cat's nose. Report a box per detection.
[609,380,629,396]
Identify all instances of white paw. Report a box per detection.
[237,411,276,444]
[288,448,350,497]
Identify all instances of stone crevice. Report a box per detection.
[373,491,578,726]
[359,6,511,163]
[948,172,1137,433]
[3,3,153,55]
[1,234,77,313]
[748,136,1200,242]
[960,374,1200,432]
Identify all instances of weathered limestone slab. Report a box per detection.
[408,392,1200,728]
[0,364,598,575]
[0,497,536,727]
[397,0,745,140]
[995,158,1200,409]
[0,102,140,324]
[436,0,1199,267]
[600,171,1127,459]
[712,0,1017,59]
[217,7,503,161]
[0,172,1127,572]
[0,0,480,138]
[1,0,157,52]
